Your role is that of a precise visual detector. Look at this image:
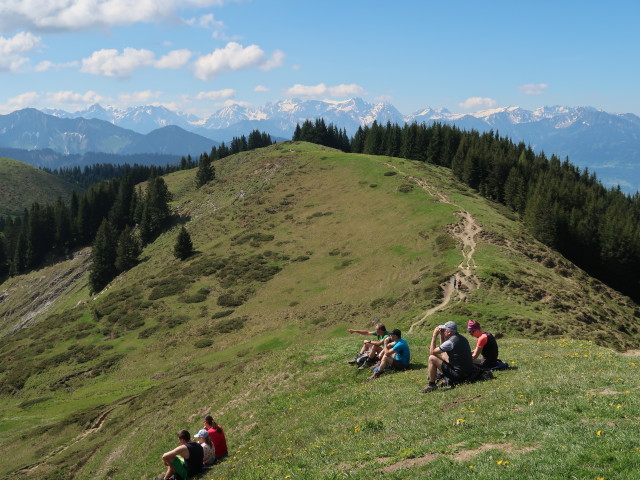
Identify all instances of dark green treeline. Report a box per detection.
[297,119,640,302]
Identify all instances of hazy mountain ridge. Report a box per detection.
[7,99,640,191]
[0,108,217,157]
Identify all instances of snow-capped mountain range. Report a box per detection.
[7,97,640,192]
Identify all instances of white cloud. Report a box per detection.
[118,90,162,103]
[35,60,79,72]
[195,89,236,100]
[0,91,38,113]
[458,97,497,109]
[80,47,155,77]
[0,32,41,72]
[518,83,549,95]
[0,0,229,33]
[258,50,285,71]
[47,90,106,105]
[184,13,224,29]
[193,42,283,80]
[329,83,366,97]
[0,31,40,55]
[284,83,366,98]
[254,85,269,92]
[155,49,192,69]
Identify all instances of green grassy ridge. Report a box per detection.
[0,157,79,216]
[0,142,638,478]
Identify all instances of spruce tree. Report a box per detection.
[115,225,141,272]
[139,176,172,245]
[89,219,117,293]
[173,226,194,260]
[53,196,73,256]
[0,234,8,279]
[10,231,28,276]
[196,153,214,187]
[109,175,135,230]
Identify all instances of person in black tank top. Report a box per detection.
[159,430,204,480]
[467,320,499,369]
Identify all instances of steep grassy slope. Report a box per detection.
[0,157,79,216]
[0,142,638,479]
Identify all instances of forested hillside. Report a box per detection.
[0,131,274,283]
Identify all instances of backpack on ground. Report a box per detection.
[355,353,370,367]
[490,360,509,371]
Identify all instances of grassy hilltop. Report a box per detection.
[0,142,638,479]
[0,157,79,217]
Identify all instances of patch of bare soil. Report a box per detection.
[451,442,536,461]
[380,453,440,472]
[442,394,484,410]
[379,442,537,472]
[621,350,640,356]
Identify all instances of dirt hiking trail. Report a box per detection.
[382,165,482,332]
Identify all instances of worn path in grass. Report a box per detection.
[14,394,140,477]
[382,165,482,332]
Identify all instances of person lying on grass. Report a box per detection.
[347,322,389,367]
[421,321,474,393]
[158,429,203,480]
[367,328,410,379]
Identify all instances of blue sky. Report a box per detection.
[1,0,639,118]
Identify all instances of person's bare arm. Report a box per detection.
[163,445,189,466]
[348,329,371,335]
[430,327,443,356]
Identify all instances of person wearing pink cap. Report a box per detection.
[467,320,499,369]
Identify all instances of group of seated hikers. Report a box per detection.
[348,319,507,391]
[156,415,228,480]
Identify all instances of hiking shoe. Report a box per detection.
[420,384,438,393]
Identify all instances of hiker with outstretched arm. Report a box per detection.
[367,328,410,380]
[158,430,203,480]
[347,322,389,368]
[421,321,474,393]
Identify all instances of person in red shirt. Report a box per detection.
[204,415,228,461]
[467,320,499,369]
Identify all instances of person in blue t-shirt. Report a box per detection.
[368,329,410,380]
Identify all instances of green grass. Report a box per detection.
[0,142,639,479]
[0,156,79,216]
